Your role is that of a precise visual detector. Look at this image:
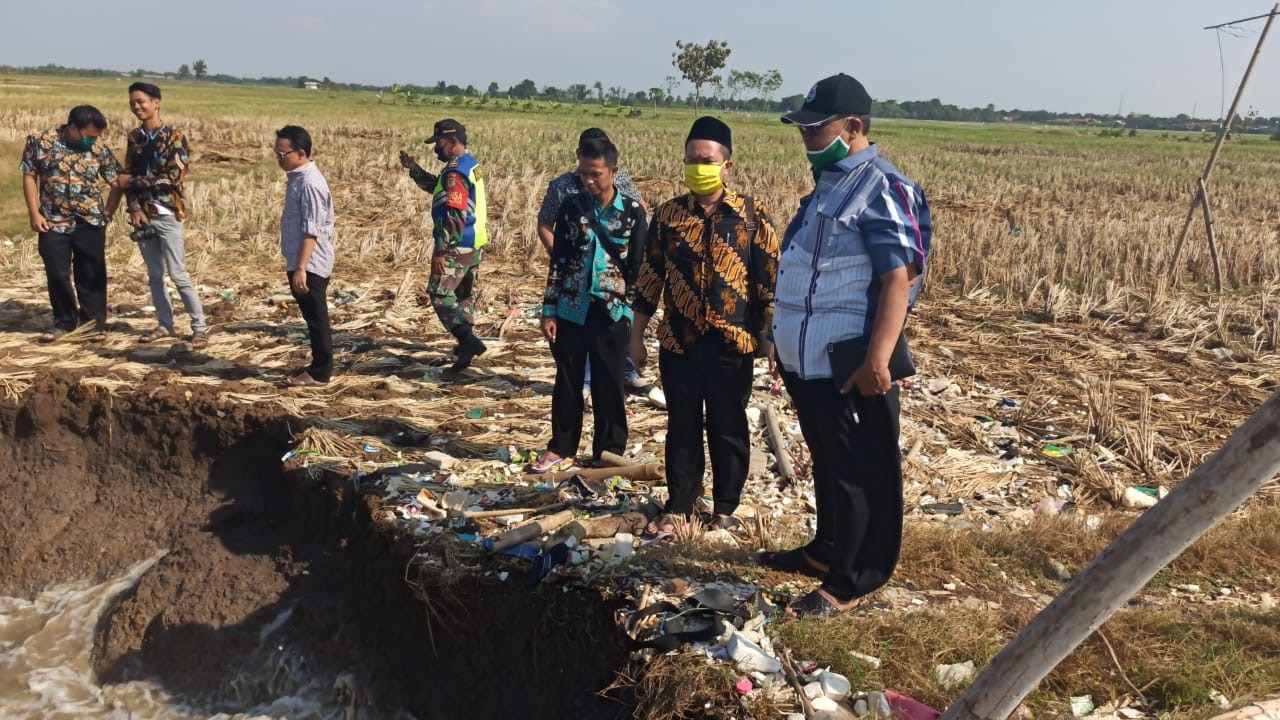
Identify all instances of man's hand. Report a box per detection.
[431,254,447,275]
[29,213,50,233]
[398,151,416,170]
[291,269,309,294]
[110,175,132,190]
[128,210,148,229]
[540,316,557,344]
[761,340,777,378]
[631,333,648,372]
[842,360,892,397]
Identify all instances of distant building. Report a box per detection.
[303,81,321,91]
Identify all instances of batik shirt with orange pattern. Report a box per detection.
[634,189,779,356]
[19,128,122,234]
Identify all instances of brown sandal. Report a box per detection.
[140,327,171,343]
[190,331,209,349]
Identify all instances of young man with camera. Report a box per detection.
[108,82,208,348]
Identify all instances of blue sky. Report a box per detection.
[2,0,1278,117]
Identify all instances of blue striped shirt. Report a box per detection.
[773,144,931,380]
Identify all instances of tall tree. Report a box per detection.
[486,81,500,97]
[567,83,589,103]
[178,64,191,79]
[193,59,207,79]
[649,87,664,111]
[593,81,603,101]
[672,39,731,114]
[759,69,783,102]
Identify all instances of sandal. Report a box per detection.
[38,330,66,344]
[89,331,108,343]
[786,588,861,619]
[759,548,830,579]
[282,370,329,387]
[140,327,171,343]
[645,512,695,537]
[528,452,571,474]
[706,514,743,533]
[190,331,209,350]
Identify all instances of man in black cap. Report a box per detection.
[399,119,489,370]
[632,116,779,534]
[762,74,932,617]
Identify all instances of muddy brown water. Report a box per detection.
[0,375,628,719]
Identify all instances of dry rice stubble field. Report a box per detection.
[2,75,1279,718]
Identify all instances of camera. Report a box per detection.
[130,225,160,243]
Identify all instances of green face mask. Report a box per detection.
[806,134,850,176]
[71,135,97,151]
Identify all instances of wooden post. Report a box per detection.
[1170,3,1277,288]
[1198,178,1224,293]
[765,404,798,486]
[523,462,664,484]
[941,389,1280,720]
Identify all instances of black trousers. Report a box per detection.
[659,337,753,517]
[548,303,628,461]
[288,271,333,382]
[38,224,107,332]
[781,367,903,600]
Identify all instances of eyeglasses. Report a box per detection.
[797,117,848,138]
[273,148,299,160]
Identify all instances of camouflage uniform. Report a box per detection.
[428,245,483,331]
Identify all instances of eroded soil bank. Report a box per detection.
[0,374,628,719]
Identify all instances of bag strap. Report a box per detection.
[576,191,635,286]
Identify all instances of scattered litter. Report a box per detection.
[849,650,882,669]
[1071,695,1095,717]
[935,660,976,689]
[1121,486,1159,509]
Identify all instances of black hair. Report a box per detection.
[275,125,313,157]
[67,105,107,130]
[578,137,618,167]
[128,82,162,100]
[579,127,609,144]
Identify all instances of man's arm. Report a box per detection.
[292,235,317,293]
[630,210,665,371]
[844,179,927,396]
[747,201,781,353]
[409,160,440,192]
[21,174,49,233]
[535,180,563,254]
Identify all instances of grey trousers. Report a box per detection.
[138,214,205,334]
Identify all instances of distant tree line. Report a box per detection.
[3,62,1277,134]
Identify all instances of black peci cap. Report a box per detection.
[685,116,732,153]
[780,73,872,127]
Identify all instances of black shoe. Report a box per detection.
[450,334,487,371]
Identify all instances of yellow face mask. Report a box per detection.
[683,163,724,195]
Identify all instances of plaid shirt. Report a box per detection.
[634,189,779,356]
[19,128,121,233]
[123,124,190,220]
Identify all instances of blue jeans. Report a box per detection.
[139,214,206,333]
[585,321,638,390]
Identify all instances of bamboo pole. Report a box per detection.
[523,462,664,484]
[941,389,1280,720]
[1170,3,1277,287]
[764,404,798,486]
[1199,178,1224,293]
